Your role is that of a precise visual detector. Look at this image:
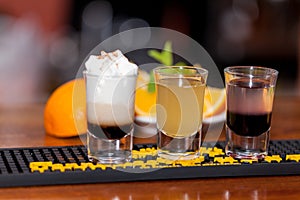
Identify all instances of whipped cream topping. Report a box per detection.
[85,50,138,76]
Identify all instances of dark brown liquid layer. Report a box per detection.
[88,123,132,140]
[226,111,272,137]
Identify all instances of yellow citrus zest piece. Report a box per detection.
[44,79,87,138]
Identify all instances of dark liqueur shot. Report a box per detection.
[226,111,272,136]
[226,77,274,136]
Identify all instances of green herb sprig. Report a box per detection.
[147,41,186,93]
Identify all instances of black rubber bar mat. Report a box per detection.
[0,140,300,187]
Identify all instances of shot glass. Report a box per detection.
[224,66,278,160]
[83,71,137,164]
[154,66,208,160]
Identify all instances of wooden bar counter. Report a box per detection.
[0,96,299,199]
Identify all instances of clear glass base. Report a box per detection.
[88,151,131,164]
[225,126,270,160]
[157,131,201,160]
[87,131,132,164]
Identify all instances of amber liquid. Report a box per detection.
[156,77,206,138]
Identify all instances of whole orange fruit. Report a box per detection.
[44,78,87,138]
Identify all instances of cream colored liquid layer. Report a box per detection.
[85,74,136,127]
[87,102,134,126]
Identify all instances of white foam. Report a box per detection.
[85,50,138,76]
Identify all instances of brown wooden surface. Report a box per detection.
[0,96,300,199]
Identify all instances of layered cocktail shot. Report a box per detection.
[224,66,278,160]
[84,50,137,164]
[154,66,208,160]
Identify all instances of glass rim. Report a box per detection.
[153,65,208,75]
[224,66,279,77]
[83,70,137,78]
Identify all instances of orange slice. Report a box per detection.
[135,85,156,117]
[135,69,156,117]
[203,86,226,118]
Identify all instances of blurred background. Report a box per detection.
[0,0,299,105]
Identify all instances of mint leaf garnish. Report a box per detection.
[147,41,173,66]
[147,71,155,93]
[147,41,187,93]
